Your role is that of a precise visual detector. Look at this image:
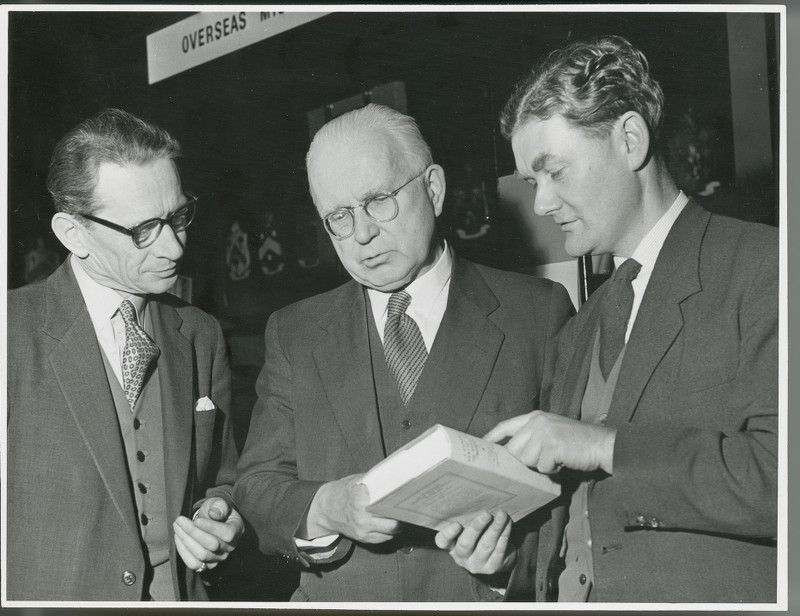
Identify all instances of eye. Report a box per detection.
[549,168,565,181]
[525,178,538,189]
[327,209,351,223]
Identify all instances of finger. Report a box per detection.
[435,522,464,550]
[192,517,239,547]
[483,413,533,443]
[205,497,230,521]
[472,511,509,553]
[483,518,514,573]
[361,531,398,544]
[174,517,224,559]
[174,532,201,570]
[504,428,541,468]
[452,512,492,557]
[363,515,401,536]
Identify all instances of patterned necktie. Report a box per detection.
[599,258,642,379]
[118,299,160,410]
[383,291,428,405]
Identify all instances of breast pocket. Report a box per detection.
[676,315,739,393]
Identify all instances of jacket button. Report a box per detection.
[140,513,149,526]
[122,571,136,585]
[579,574,587,585]
[133,418,141,430]
[138,482,148,494]
[401,419,412,430]
[137,450,146,462]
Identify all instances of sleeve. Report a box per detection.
[233,310,350,567]
[609,244,778,538]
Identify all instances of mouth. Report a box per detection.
[154,265,178,276]
[362,252,389,267]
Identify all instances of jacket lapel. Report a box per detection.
[420,257,505,433]
[44,261,139,540]
[312,281,386,468]
[150,300,194,522]
[608,200,708,424]
[558,298,602,420]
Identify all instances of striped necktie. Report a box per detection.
[383,291,428,405]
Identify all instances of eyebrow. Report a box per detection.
[531,153,553,173]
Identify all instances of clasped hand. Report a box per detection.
[173,496,244,572]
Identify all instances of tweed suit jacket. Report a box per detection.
[7,260,239,601]
[527,200,778,602]
[234,255,574,602]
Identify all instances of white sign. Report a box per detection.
[147,11,328,84]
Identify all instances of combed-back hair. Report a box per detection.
[46,108,181,215]
[500,36,664,144]
[306,103,433,180]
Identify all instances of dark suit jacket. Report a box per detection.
[530,200,778,602]
[234,255,574,601]
[7,260,239,601]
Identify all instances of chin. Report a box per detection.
[144,278,178,295]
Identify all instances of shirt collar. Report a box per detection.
[614,191,689,273]
[70,255,147,327]
[368,240,453,317]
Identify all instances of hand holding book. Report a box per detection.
[434,510,517,576]
[359,424,561,532]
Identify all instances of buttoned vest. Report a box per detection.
[100,333,173,600]
[558,333,624,602]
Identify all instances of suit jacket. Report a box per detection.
[234,255,574,601]
[531,200,778,602]
[7,260,239,601]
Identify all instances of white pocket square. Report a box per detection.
[195,396,216,412]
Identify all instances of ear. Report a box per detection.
[51,212,90,258]
[424,164,447,218]
[619,111,650,171]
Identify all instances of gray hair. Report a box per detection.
[500,36,664,144]
[46,108,181,215]
[306,104,432,180]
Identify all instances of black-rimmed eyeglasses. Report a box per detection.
[79,194,197,249]
[322,169,427,240]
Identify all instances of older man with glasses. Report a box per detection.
[234,104,574,602]
[7,108,243,601]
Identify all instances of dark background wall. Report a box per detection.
[8,10,779,300]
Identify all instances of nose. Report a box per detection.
[532,181,561,217]
[351,207,380,245]
[153,223,185,260]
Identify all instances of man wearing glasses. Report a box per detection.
[235,104,574,601]
[7,108,243,600]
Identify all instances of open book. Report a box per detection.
[360,424,560,531]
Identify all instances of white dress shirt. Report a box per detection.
[367,240,453,350]
[70,255,148,386]
[615,191,688,342]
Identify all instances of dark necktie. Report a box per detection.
[599,258,642,379]
[119,299,160,410]
[383,291,428,405]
